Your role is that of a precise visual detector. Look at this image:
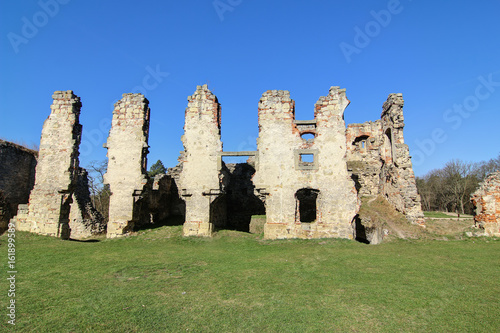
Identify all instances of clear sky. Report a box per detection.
[1,0,499,176]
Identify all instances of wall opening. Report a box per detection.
[301,133,315,141]
[217,161,265,232]
[383,129,393,164]
[300,153,314,163]
[353,135,369,153]
[295,188,319,223]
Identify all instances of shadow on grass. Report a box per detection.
[69,238,101,243]
[134,215,185,232]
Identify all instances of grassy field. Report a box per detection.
[1,227,499,332]
[423,211,473,219]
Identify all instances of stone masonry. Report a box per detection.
[23,91,104,239]
[178,85,224,236]
[104,93,151,238]
[471,171,500,236]
[346,94,425,226]
[252,87,360,239]
[15,85,424,241]
[0,140,37,232]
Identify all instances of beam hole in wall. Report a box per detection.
[295,188,319,223]
[301,133,315,141]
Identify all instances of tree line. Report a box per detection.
[416,154,500,215]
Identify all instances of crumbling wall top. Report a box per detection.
[314,86,350,119]
[50,90,81,115]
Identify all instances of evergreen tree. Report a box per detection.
[148,160,166,177]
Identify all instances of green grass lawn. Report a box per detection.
[424,211,456,218]
[1,227,499,332]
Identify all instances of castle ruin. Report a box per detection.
[15,91,105,239]
[8,85,426,241]
[471,171,500,237]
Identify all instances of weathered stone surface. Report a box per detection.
[104,93,151,238]
[471,171,500,236]
[178,85,224,236]
[68,168,106,238]
[23,91,104,239]
[347,94,425,226]
[18,85,424,242]
[252,87,359,239]
[25,91,78,238]
[0,140,37,232]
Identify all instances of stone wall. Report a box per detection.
[68,168,106,238]
[178,85,224,236]
[104,93,151,238]
[252,87,359,239]
[0,140,37,232]
[24,91,104,239]
[471,171,500,236]
[346,94,425,226]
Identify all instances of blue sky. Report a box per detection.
[1,0,499,176]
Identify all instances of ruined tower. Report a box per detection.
[179,85,224,236]
[104,93,150,238]
[346,94,425,226]
[252,87,359,239]
[24,91,83,239]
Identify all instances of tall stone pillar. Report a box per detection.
[379,94,425,226]
[27,91,82,239]
[104,93,150,238]
[179,85,223,236]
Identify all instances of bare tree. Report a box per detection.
[441,159,479,214]
[86,160,110,221]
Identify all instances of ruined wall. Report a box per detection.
[252,87,359,239]
[68,168,106,238]
[179,85,223,236]
[0,140,37,232]
[346,122,382,196]
[346,94,425,226]
[24,91,89,238]
[471,171,500,236]
[104,93,150,238]
[378,94,424,225]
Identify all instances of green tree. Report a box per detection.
[148,160,167,177]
